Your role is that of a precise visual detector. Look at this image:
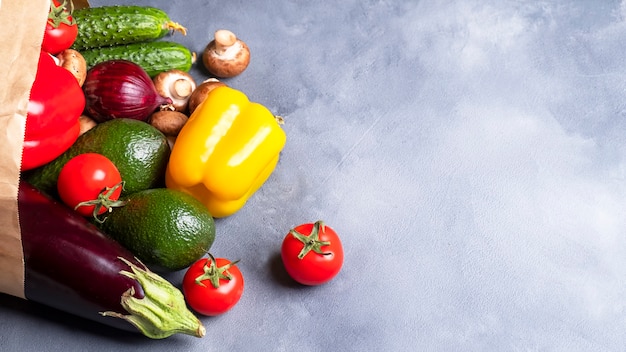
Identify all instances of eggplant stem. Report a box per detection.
[100,257,205,339]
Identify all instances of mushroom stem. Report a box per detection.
[214,29,238,54]
[152,70,197,112]
[172,79,194,100]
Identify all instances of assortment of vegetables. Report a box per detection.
[18,181,205,338]
[4,0,345,341]
[24,118,171,197]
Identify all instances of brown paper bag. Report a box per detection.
[0,0,50,299]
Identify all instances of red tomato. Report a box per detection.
[281,221,344,286]
[183,256,244,316]
[41,0,78,55]
[57,153,124,219]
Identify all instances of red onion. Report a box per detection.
[83,60,172,122]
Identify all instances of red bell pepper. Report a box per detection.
[22,50,84,171]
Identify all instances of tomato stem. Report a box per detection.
[194,253,240,289]
[290,220,332,259]
[75,181,127,224]
[48,0,75,28]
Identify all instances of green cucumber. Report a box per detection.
[71,5,187,51]
[81,41,195,77]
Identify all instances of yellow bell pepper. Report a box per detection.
[165,86,287,218]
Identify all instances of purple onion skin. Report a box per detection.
[19,180,145,332]
[83,60,172,123]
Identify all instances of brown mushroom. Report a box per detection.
[187,78,227,115]
[56,49,87,86]
[149,110,189,137]
[153,70,197,112]
[202,29,250,78]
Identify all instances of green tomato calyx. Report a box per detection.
[74,181,126,224]
[290,220,332,259]
[48,0,75,28]
[195,253,241,289]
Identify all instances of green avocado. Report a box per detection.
[99,188,216,273]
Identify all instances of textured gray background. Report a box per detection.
[2,0,626,351]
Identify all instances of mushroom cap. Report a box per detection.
[202,38,251,78]
[188,79,227,115]
[149,110,189,136]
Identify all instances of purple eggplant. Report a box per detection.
[16,180,205,339]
